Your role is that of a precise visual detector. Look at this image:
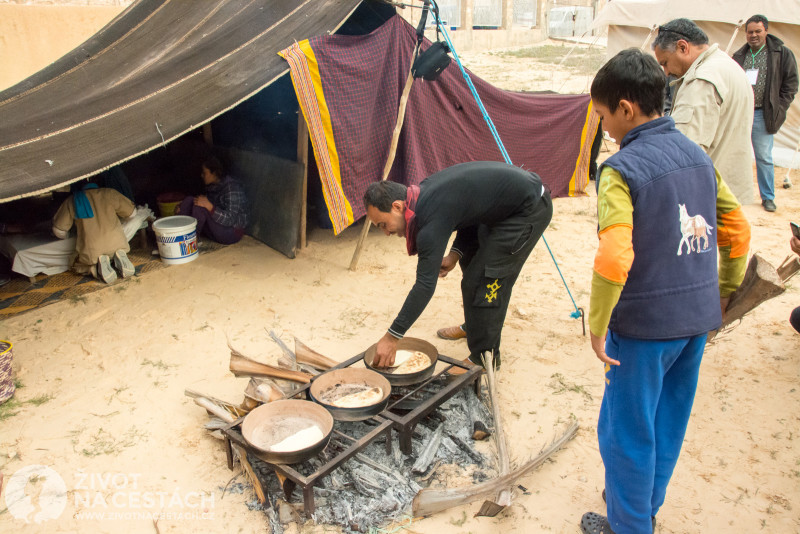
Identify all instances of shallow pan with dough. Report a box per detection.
[363,337,438,386]
[309,368,392,421]
[241,399,333,464]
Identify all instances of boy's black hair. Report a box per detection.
[652,18,708,51]
[202,155,225,177]
[745,14,768,30]
[363,181,407,212]
[591,48,666,116]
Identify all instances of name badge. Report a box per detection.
[746,68,759,85]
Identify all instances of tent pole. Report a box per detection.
[349,45,419,271]
[724,21,744,55]
[298,112,309,250]
[202,123,213,145]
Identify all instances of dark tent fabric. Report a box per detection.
[0,0,364,203]
[281,15,598,233]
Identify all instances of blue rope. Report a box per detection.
[431,11,582,320]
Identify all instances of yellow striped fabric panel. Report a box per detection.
[279,42,353,234]
[568,99,600,197]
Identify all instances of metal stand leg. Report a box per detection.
[303,486,316,516]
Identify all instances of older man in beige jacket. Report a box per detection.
[654,18,755,206]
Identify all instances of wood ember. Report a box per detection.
[412,424,444,474]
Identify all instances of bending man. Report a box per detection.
[365,161,552,370]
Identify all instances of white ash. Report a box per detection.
[240,388,493,533]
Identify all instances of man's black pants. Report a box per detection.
[458,190,552,366]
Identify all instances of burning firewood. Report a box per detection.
[412,424,444,474]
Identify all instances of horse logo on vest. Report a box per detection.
[677,204,713,256]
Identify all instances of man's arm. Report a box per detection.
[373,226,450,368]
[110,189,135,219]
[671,79,721,151]
[778,47,799,111]
[714,168,750,315]
[52,197,75,239]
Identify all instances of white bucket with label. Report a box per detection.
[152,215,198,265]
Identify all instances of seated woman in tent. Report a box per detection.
[176,155,248,245]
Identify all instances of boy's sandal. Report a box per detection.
[580,512,615,534]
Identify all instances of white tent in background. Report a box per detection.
[592,0,800,169]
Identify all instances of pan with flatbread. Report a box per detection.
[309,368,391,421]
[364,337,438,386]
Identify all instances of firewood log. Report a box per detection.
[412,420,579,517]
[293,337,338,370]
[229,352,312,383]
[709,253,785,342]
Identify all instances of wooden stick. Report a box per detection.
[192,396,267,504]
[412,420,579,517]
[477,351,511,516]
[230,352,312,383]
[709,253,785,342]
[293,337,337,370]
[412,424,444,474]
[464,388,492,441]
[777,255,800,283]
[349,42,420,271]
[185,389,248,419]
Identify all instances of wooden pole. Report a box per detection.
[349,44,420,271]
[476,351,511,516]
[297,113,309,250]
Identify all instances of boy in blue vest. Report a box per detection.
[581,49,751,534]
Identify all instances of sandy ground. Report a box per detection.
[2,42,800,534]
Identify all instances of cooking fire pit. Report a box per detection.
[220,351,482,516]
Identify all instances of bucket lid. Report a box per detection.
[152,215,197,231]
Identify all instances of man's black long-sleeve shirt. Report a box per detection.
[388,161,544,338]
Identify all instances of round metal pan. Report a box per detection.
[363,337,439,386]
[241,399,334,464]
[309,368,392,421]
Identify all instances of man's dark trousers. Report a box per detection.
[459,190,552,366]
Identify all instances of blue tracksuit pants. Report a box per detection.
[599,331,706,534]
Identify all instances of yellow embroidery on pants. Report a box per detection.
[485,279,501,303]
[604,362,611,385]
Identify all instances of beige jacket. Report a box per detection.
[52,188,135,274]
[671,44,755,204]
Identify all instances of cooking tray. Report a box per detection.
[363,337,438,386]
[309,368,391,421]
[241,399,333,464]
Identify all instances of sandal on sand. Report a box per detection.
[580,512,615,534]
[446,357,482,376]
[437,325,467,340]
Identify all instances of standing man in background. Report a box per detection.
[653,18,755,206]
[733,14,798,212]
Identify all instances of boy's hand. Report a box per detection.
[591,332,620,366]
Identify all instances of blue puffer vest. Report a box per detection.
[599,116,722,339]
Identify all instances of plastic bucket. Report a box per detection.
[152,215,198,265]
[156,192,186,218]
[0,341,14,405]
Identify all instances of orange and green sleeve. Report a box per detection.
[715,169,750,296]
[589,167,634,338]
